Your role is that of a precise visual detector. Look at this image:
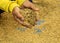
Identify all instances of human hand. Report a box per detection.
[12,7,32,28]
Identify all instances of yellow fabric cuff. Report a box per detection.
[9,3,19,12]
[16,0,25,7]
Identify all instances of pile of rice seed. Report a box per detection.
[20,9,38,27]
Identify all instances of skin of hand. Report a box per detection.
[12,0,39,28]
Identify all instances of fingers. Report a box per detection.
[14,16,32,28]
[14,16,24,25]
[30,3,39,11]
[15,11,24,21]
[23,0,39,11]
[12,7,24,21]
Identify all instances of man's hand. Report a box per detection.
[12,0,39,28]
[12,7,32,28]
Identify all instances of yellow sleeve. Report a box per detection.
[0,0,19,13]
[16,0,25,7]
